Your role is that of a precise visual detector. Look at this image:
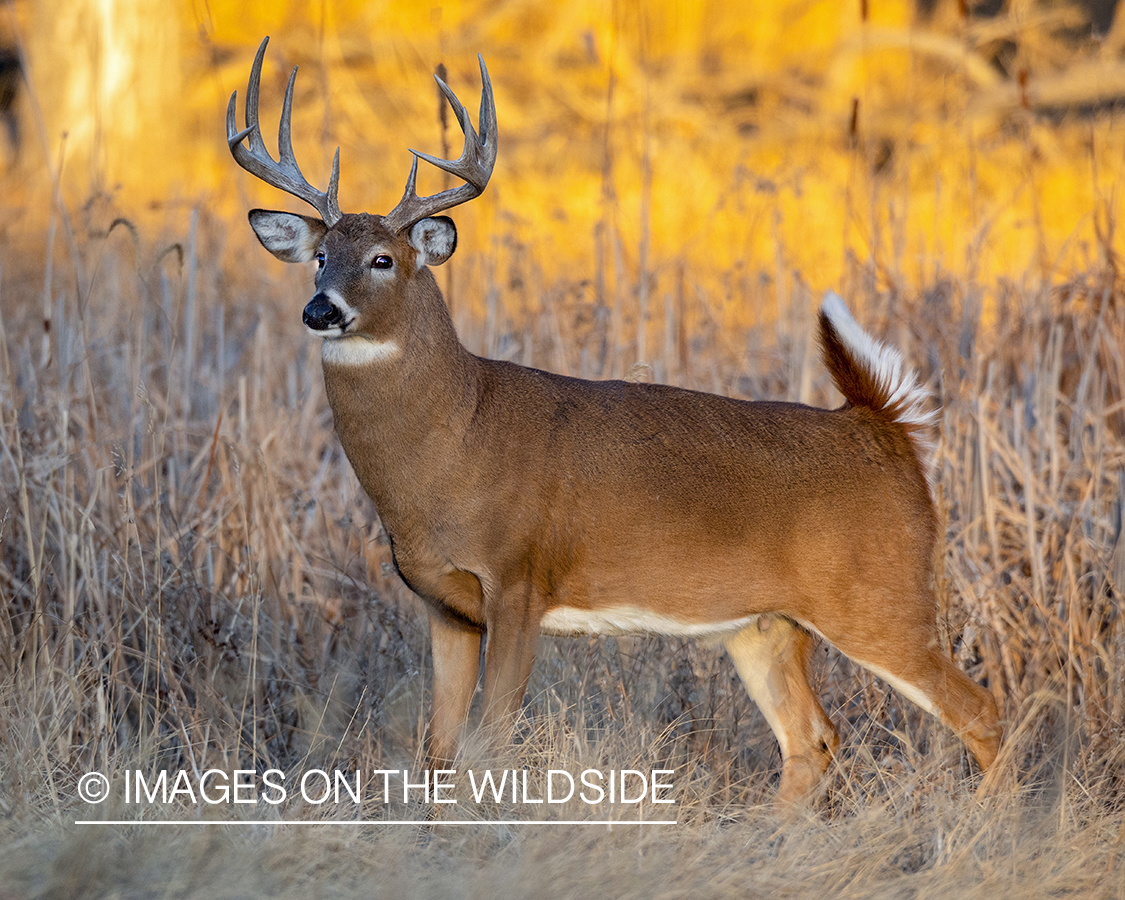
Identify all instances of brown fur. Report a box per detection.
[242,210,1001,804]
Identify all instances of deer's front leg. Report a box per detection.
[479,596,542,742]
[426,610,482,764]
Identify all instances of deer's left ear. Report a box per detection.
[408,216,457,267]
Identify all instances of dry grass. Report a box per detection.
[0,193,1123,897]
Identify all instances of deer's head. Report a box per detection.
[227,38,496,342]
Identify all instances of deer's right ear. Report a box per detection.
[408,216,458,267]
[248,210,328,263]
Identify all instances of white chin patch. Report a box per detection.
[321,335,402,366]
[307,323,348,339]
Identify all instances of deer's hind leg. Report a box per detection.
[829,631,1002,773]
[724,615,838,805]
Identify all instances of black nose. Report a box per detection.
[303,294,345,331]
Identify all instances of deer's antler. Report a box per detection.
[381,55,497,235]
[227,37,343,227]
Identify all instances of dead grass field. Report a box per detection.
[0,194,1123,897]
[3,5,1125,898]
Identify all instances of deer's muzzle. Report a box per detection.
[303,293,347,333]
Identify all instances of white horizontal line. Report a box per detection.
[75,819,678,826]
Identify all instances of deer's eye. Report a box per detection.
[371,255,393,270]
[315,252,326,268]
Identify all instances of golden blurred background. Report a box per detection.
[4,0,1125,324]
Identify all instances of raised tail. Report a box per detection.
[818,292,938,476]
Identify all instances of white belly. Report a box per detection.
[539,605,758,639]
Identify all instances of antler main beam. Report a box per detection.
[227,37,343,227]
[381,55,498,235]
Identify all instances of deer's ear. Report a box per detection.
[408,216,457,267]
[248,210,328,263]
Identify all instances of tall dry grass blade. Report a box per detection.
[183,209,199,421]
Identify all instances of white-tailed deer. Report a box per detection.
[228,38,1001,804]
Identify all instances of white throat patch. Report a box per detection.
[321,336,402,366]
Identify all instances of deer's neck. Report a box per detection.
[319,271,480,528]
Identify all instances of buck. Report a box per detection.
[228,38,1001,804]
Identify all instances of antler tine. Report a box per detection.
[382,55,498,235]
[277,65,301,170]
[227,37,343,227]
[477,54,497,151]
